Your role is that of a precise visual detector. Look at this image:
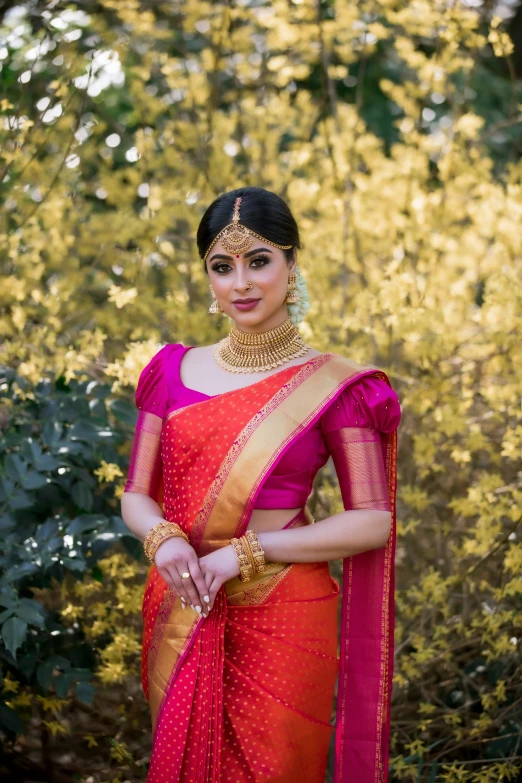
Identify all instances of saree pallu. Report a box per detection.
[141,353,398,783]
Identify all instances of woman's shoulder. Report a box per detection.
[135,343,184,412]
[320,365,401,434]
[137,342,184,379]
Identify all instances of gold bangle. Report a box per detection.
[230,537,253,582]
[240,533,257,574]
[143,521,189,564]
[244,530,266,574]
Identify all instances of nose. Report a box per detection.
[234,267,253,293]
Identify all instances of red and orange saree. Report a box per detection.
[139,352,398,782]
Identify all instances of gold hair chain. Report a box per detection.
[203,196,293,262]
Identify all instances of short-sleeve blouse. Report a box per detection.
[126,343,401,510]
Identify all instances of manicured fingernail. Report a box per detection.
[195,605,201,613]
[190,604,195,610]
[204,595,210,603]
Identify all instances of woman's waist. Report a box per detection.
[247,505,313,534]
[162,503,315,540]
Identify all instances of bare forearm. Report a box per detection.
[256,509,391,563]
[120,491,165,542]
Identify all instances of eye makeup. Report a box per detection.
[210,254,271,274]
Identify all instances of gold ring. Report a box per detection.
[181,571,191,580]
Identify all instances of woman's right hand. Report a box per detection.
[154,537,210,617]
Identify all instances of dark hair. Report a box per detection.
[197,186,301,272]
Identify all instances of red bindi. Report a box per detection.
[236,255,240,258]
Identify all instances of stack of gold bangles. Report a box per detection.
[143,520,189,564]
[230,529,266,582]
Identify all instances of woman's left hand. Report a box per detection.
[198,545,240,614]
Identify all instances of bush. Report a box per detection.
[0,365,141,743]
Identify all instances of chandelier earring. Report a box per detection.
[285,271,300,305]
[285,266,311,325]
[208,283,224,314]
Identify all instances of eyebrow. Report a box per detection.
[208,247,274,263]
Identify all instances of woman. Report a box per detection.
[121,186,401,783]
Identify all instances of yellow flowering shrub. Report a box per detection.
[1,1,521,780]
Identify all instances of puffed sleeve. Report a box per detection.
[320,375,401,511]
[123,345,173,498]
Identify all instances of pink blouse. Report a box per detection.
[124,343,401,511]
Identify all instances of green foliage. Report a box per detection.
[0,365,140,741]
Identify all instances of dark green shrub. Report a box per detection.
[0,365,138,741]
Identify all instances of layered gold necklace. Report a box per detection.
[213,317,311,373]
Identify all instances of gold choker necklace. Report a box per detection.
[213,317,311,373]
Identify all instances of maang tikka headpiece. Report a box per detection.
[203,196,293,261]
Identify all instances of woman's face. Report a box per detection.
[206,240,296,331]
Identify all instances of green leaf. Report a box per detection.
[10,489,34,510]
[41,421,63,449]
[68,421,101,442]
[121,535,143,561]
[69,667,92,681]
[1,617,28,658]
[71,482,93,511]
[0,703,25,734]
[0,513,15,532]
[0,472,12,488]
[22,470,49,490]
[57,441,84,456]
[17,599,46,628]
[45,655,71,671]
[7,562,39,580]
[60,556,86,572]
[36,519,59,544]
[19,650,37,679]
[89,399,107,419]
[75,680,95,705]
[92,531,118,546]
[0,609,15,624]
[35,454,60,471]
[55,672,73,698]
[107,515,130,536]
[68,514,106,535]
[4,454,27,483]
[36,662,54,691]
[87,382,112,400]
[20,438,42,463]
[108,398,137,426]
[0,588,17,608]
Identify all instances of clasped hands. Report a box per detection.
[154,536,240,618]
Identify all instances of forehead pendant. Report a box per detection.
[219,197,254,256]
